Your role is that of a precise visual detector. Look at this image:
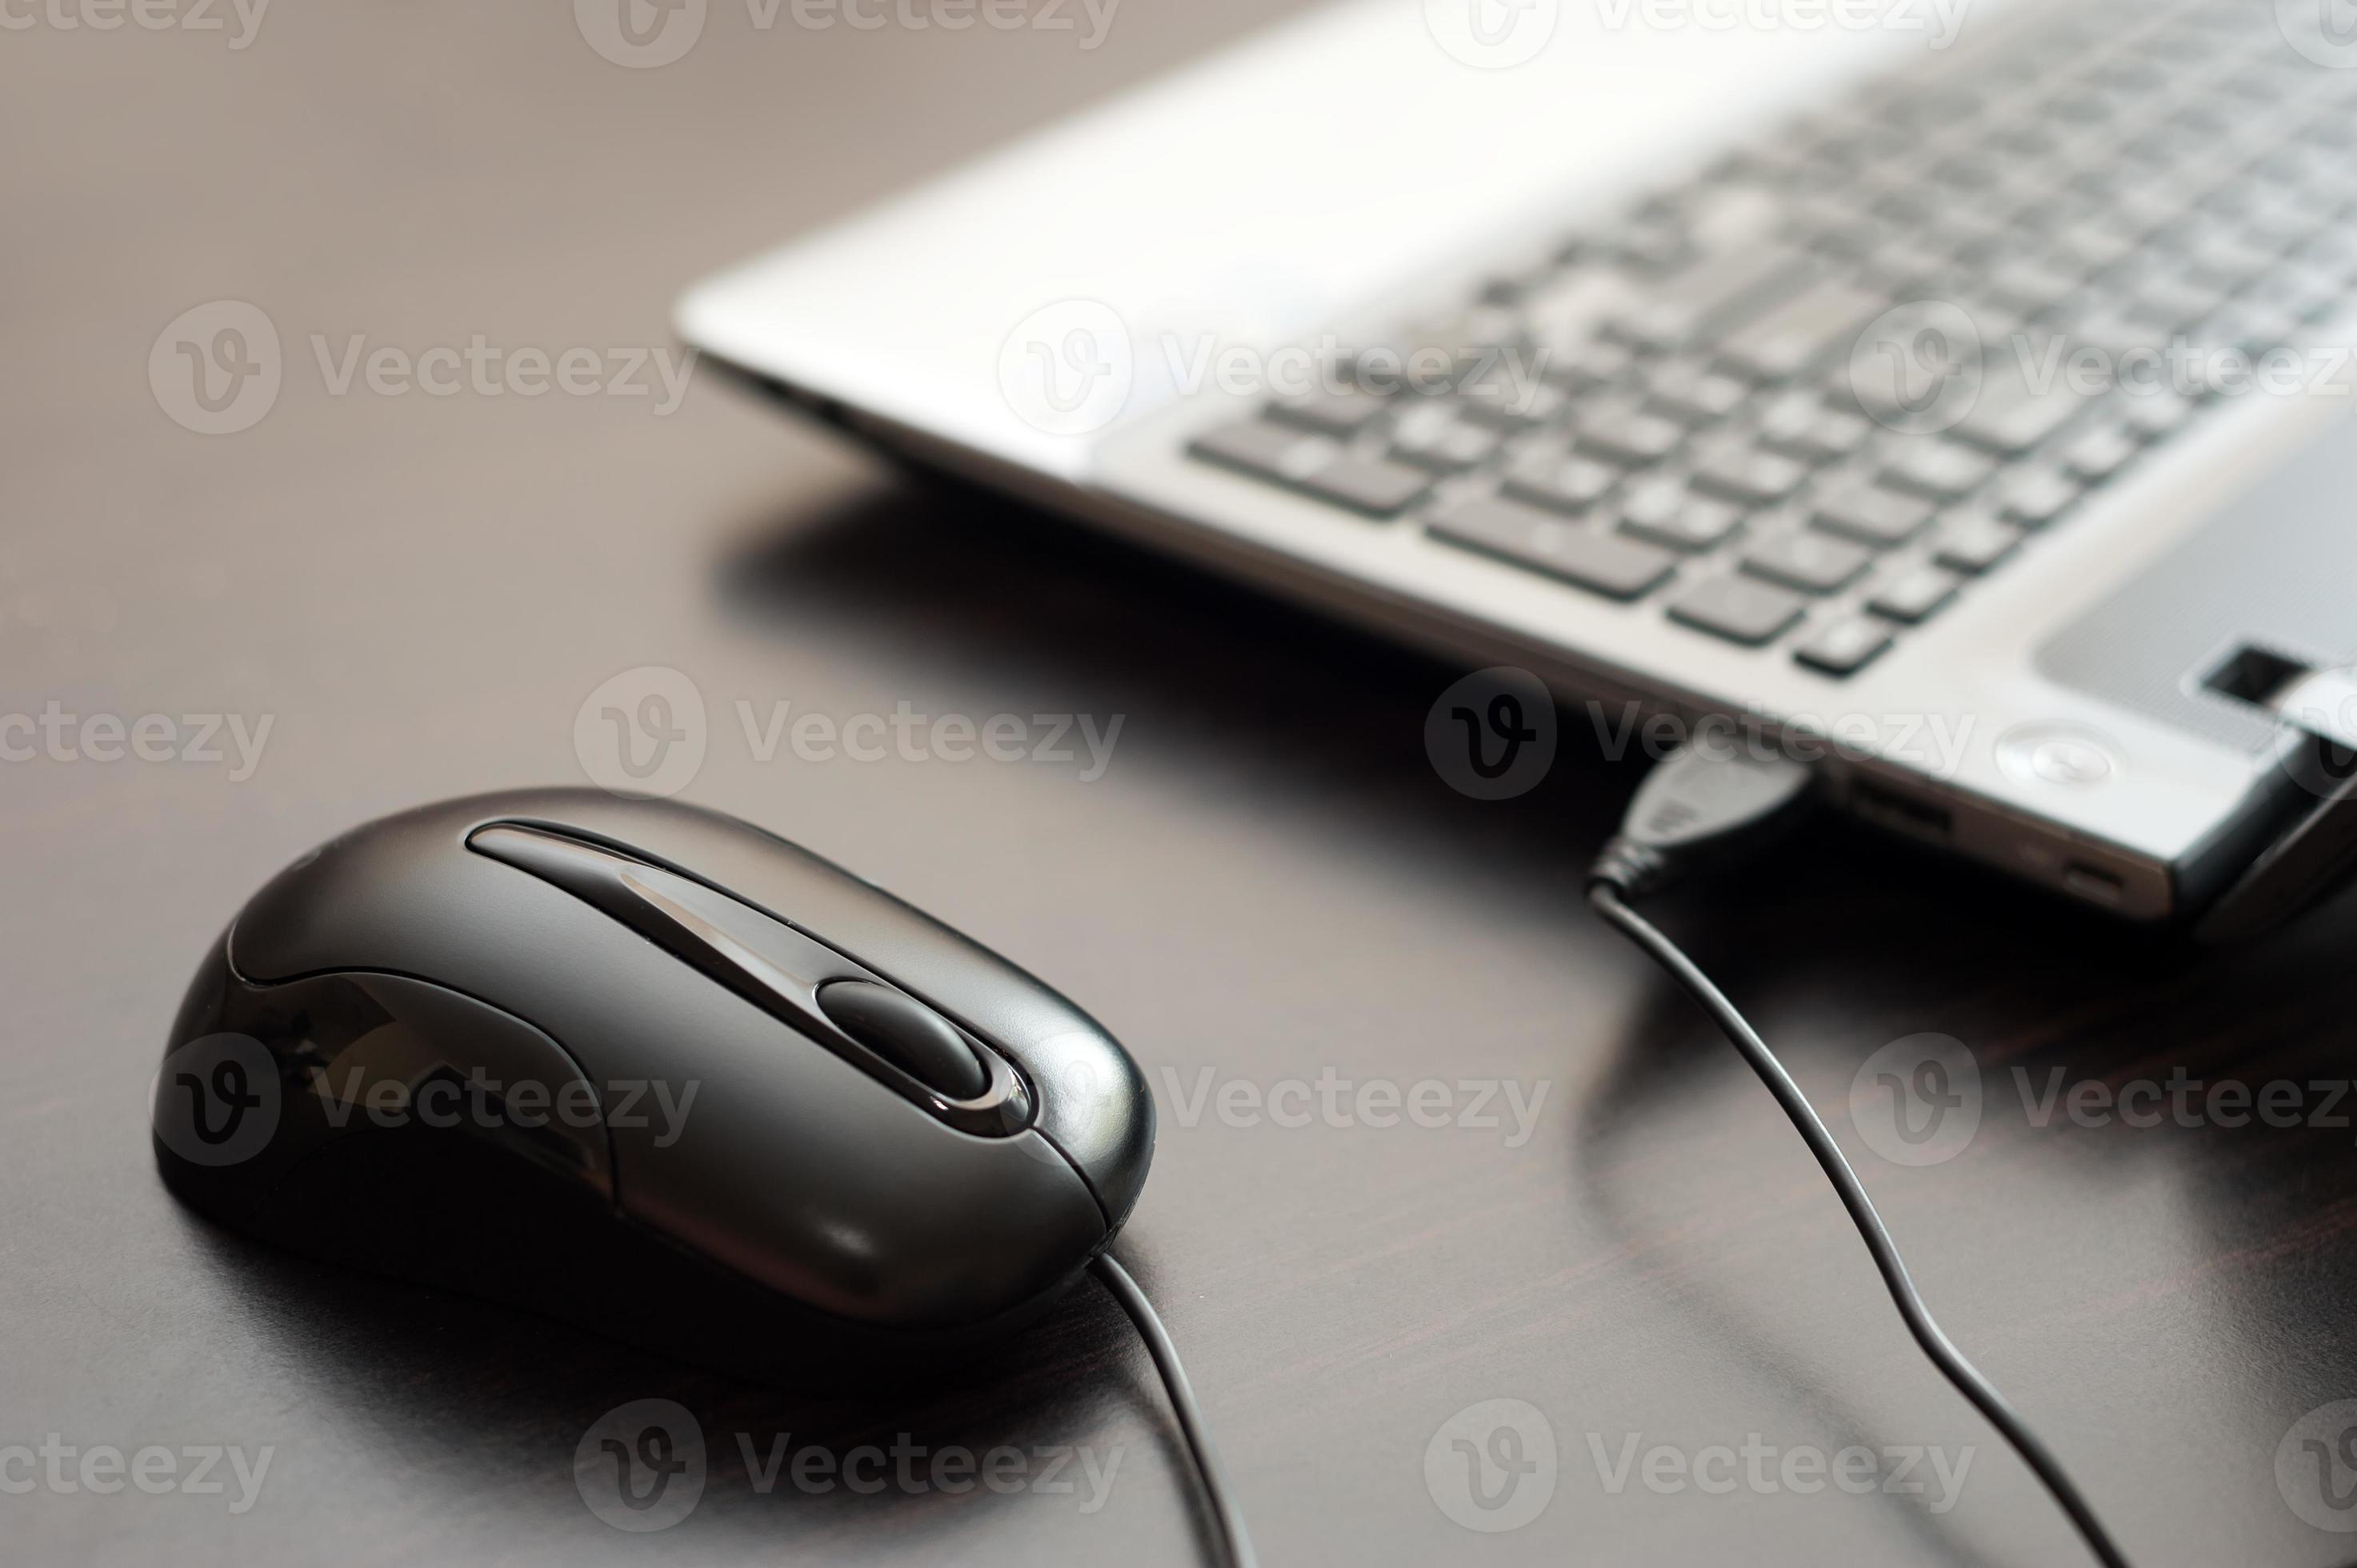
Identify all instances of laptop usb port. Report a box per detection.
[1853,781,1953,842]
[2062,862,2127,906]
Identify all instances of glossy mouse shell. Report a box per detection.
[154,790,1154,1384]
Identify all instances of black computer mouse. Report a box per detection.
[151,789,1154,1385]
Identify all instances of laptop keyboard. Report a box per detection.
[1185,0,2357,678]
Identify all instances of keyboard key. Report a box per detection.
[1691,446,1811,506]
[1934,511,2025,574]
[1391,411,1503,472]
[2247,262,2348,323]
[1951,342,2103,455]
[1860,236,1955,294]
[1458,380,1569,430]
[1981,257,2083,317]
[1502,449,1619,514]
[2120,390,2195,442]
[1814,484,1935,547]
[1996,468,2083,527]
[2174,226,2283,293]
[1305,458,1436,517]
[1619,482,1743,552]
[1880,440,1999,502]
[1538,335,1639,391]
[2205,300,2305,359]
[1669,576,1807,646]
[2063,423,2141,483]
[1190,421,1431,518]
[1573,403,1688,466]
[2128,272,2233,332]
[1759,397,1872,464]
[1613,243,1815,349]
[1268,387,1390,436]
[1644,362,1751,426]
[1428,496,1679,600]
[1719,279,1891,382]
[1868,566,1963,624]
[2047,219,2143,276]
[1795,617,1895,676]
[1191,419,1339,483]
[1745,532,1873,594]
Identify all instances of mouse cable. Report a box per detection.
[1584,742,2131,1568]
[1093,1253,1259,1568]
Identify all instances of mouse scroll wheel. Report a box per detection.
[814,981,989,1101]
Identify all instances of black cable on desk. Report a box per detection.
[1094,1252,1258,1568]
[1588,881,2128,1567]
[1585,743,2131,1568]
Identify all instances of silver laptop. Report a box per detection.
[678,0,2357,922]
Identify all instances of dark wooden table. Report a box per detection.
[10,5,2357,1564]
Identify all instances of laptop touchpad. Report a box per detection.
[2037,418,2357,753]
